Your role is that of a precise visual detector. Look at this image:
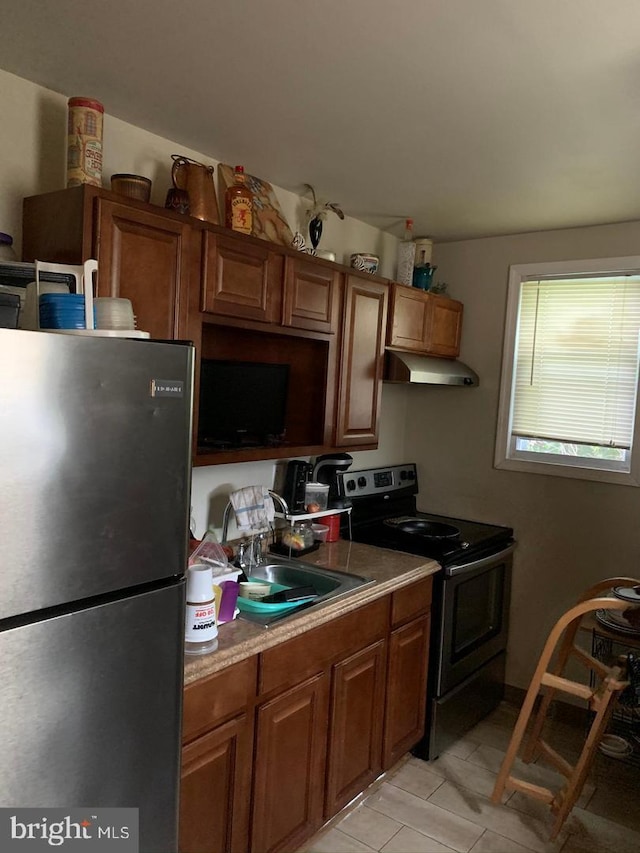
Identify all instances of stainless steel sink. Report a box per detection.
[237,558,375,627]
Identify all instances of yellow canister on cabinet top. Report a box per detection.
[67,96,104,188]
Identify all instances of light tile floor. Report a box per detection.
[300,702,640,853]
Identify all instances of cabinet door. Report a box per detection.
[94,198,191,340]
[383,615,431,769]
[252,673,329,853]
[201,231,283,323]
[425,294,463,357]
[387,285,430,351]
[283,256,341,334]
[335,275,388,446]
[325,640,386,817]
[179,714,253,853]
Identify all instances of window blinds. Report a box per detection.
[512,276,640,449]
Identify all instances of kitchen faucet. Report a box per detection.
[221,490,290,571]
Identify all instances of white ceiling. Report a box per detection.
[2,0,640,242]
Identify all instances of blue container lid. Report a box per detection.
[39,309,93,318]
[39,293,86,303]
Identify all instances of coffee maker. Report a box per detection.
[282,460,313,514]
[312,453,353,508]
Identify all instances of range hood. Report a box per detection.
[384,351,479,386]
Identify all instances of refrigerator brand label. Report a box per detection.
[149,379,184,397]
[0,808,138,850]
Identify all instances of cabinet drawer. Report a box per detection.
[183,656,258,743]
[391,576,433,628]
[259,597,389,697]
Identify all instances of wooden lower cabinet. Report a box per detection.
[251,673,330,853]
[325,640,386,816]
[383,614,431,769]
[180,579,433,853]
[179,656,257,853]
[179,714,253,853]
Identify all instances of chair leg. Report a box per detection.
[522,686,555,763]
[549,685,620,839]
[492,620,571,803]
[493,589,636,839]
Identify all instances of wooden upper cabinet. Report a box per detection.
[94,198,190,340]
[387,283,463,358]
[22,186,192,341]
[201,230,283,323]
[335,275,389,447]
[387,284,430,352]
[427,292,463,357]
[283,256,341,334]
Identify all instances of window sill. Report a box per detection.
[494,456,640,487]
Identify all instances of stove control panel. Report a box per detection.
[338,463,418,499]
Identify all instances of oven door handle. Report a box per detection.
[445,543,516,576]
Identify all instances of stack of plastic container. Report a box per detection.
[39,293,96,329]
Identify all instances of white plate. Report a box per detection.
[599,734,632,758]
[599,742,632,758]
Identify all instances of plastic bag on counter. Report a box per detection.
[188,531,228,570]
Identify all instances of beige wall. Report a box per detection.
[0,69,398,271]
[416,222,640,689]
[0,67,408,536]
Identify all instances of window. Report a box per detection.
[495,257,640,486]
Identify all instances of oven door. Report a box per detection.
[435,544,514,697]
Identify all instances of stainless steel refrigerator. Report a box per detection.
[0,329,194,852]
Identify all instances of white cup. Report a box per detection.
[239,582,271,601]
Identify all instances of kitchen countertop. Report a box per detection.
[183,539,440,685]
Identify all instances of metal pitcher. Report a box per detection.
[171,155,218,223]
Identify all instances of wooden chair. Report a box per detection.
[491,577,639,839]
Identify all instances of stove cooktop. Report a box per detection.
[351,510,513,567]
[338,463,514,568]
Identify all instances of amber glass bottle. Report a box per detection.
[225,165,253,235]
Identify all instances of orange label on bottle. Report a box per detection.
[231,197,252,235]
